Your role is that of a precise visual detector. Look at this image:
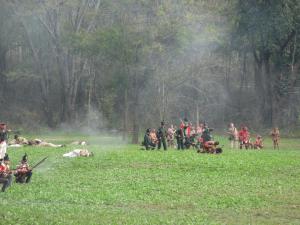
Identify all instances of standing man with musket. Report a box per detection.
[175,127,184,150]
[157,121,167,150]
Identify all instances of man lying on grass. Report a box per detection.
[63,149,94,158]
[198,141,222,154]
[28,139,65,148]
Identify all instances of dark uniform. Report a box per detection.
[201,127,213,143]
[143,129,155,150]
[15,154,32,183]
[0,123,9,142]
[157,122,167,150]
[175,129,184,150]
[0,131,8,142]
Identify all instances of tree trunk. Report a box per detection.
[262,54,273,126]
[131,72,140,144]
[0,49,7,104]
[123,88,129,141]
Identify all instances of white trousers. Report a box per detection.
[0,141,7,159]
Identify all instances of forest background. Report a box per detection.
[0,0,300,142]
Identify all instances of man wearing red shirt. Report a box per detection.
[0,154,12,192]
[15,154,33,183]
[239,126,250,149]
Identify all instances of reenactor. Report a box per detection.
[167,125,176,148]
[63,149,94,157]
[0,123,9,141]
[227,123,239,149]
[198,141,222,154]
[239,126,250,149]
[253,135,263,149]
[9,134,29,145]
[142,129,155,150]
[28,139,64,147]
[0,123,9,159]
[149,129,158,146]
[0,154,13,192]
[157,122,167,150]
[175,128,184,150]
[14,154,32,183]
[201,123,213,143]
[270,127,280,149]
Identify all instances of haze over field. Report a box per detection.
[0,0,299,142]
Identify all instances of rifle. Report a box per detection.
[31,156,48,170]
[10,156,48,172]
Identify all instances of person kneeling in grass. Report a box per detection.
[0,154,13,192]
[142,129,156,150]
[253,135,263,150]
[14,154,32,183]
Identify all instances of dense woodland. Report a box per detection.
[0,0,300,142]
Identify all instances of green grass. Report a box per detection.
[1,135,300,225]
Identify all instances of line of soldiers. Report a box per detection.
[227,123,280,150]
[142,119,223,154]
[0,153,32,192]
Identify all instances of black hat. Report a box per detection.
[4,153,9,161]
[22,153,28,162]
[161,121,165,126]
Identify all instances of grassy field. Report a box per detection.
[1,134,300,225]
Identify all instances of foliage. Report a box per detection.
[0,0,300,135]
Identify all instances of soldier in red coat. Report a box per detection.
[0,154,12,192]
[239,126,250,149]
[14,154,32,183]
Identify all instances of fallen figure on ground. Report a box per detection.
[28,139,64,148]
[197,141,223,154]
[63,149,94,158]
[8,135,29,148]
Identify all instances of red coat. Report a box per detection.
[0,163,8,174]
[239,130,249,142]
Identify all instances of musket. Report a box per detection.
[31,156,48,170]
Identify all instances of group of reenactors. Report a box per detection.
[142,119,222,154]
[0,122,93,192]
[0,153,32,192]
[227,123,280,150]
[143,119,282,153]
